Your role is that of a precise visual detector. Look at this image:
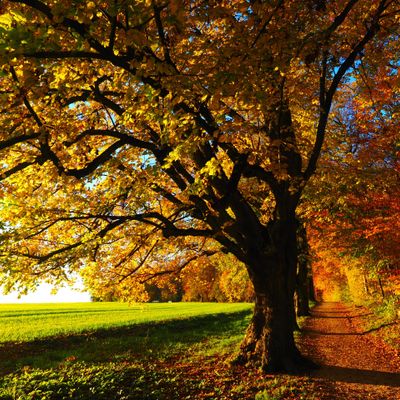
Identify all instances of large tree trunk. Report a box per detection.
[229,102,314,372]
[238,281,304,372]
[235,218,315,373]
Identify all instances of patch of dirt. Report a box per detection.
[299,302,400,400]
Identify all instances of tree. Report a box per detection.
[0,0,398,372]
[181,252,254,302]
[295,221,311,317]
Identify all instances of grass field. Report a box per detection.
[0,302,251,342]
[0,302,321,399]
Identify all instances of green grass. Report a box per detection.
[0,309,252,372]
[0,302,251,343]
[0,302,322,399]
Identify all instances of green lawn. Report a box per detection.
[0,302,321,399]
[0,302,251,342]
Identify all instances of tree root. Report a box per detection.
[232,344,319,374]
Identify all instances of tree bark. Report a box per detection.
[308,275,316,303]
[363,272,370,295]
[237,269,315,372]
[378,276,385,299]
[296,222,311,316]
[296,257,311,316]
[234,218,316,373]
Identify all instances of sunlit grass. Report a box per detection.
[0,302,252,342]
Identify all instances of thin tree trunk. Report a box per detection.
[296,259,310,316]
[308,275,316,302]
[296,221,310,316]
[378,276,385,299]
[363,272,370,295]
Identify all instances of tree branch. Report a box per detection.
[0,132,40,150]
[65,140,127,178]
[118,240,159,283]
[324,0,360,39]
[153,3,176,69]
[304,0,389,181]
[0,161,36,180]
[13,241,82,263]
[23,50,111,61]
[139,250,218,283]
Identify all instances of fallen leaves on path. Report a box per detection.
[299,302,400,400]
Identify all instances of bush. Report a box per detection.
[373,295,399,322]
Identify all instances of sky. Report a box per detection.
[0,282,91,303]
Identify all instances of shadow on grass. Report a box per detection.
[0,309,251,374]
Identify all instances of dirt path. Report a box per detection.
[299,302,400,400]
